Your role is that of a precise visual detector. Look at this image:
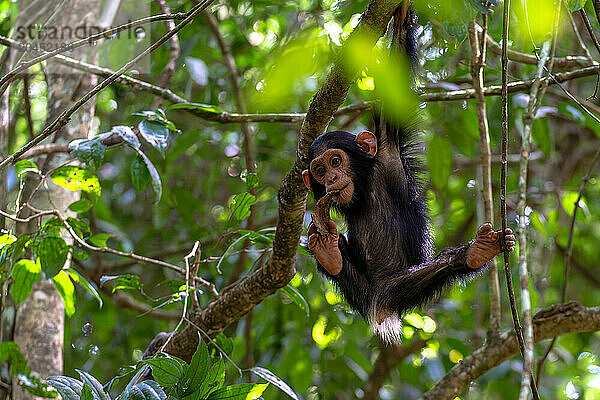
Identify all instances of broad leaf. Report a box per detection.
[89,233,113,248]
[67,268,103,308]
[230,193,256,221]
[14,160,39,177]
[53,271,76,316]
[179,336,209,397]
[138,120,169,156]
[67,217,91,238]
[565,0,587,10]
[69,137,107,169]
[76,369,110,400]
[280,285,309,317]
[100,274,142,292]
[112,125,140,149]
[167,102,222,114]
[206,383,268,400]
[192,359,225,399]
[51,166,101,196]
[11,259,41,303]
[125,381,167,400]
[38,237,68,278]
[0,234,28,274]
[0,341,30,376]
[142,355,183,388]
[80,384,94,400]
[134,150,162,202]
[250,367,300,400]
[68,199,93,213]
[130,155,151,192]
[47,376,83,400]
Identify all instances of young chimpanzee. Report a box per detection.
[302,5,515,342]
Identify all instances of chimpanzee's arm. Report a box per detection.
[374,223,514,314]
[374,244,478,314]
[317,235,373,318]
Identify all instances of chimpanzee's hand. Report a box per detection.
[466,223,516,269]
[308,219,343,275]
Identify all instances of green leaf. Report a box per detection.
[89,233,113,247]
[427,135,452,190]
[112,125,140,149]
[67,217,91,238]
[212,334,233,357]
[76,369,110,400]
[126,381,167,400]
[67,269,103,308]
[53,271,76,316]
[130,155,151,192]
[47,376,83,400]
[69,137,107,169]
[0,234,29,275]
[14,160,39,177]
[81,384,94,400]
[249,367,300,400]
[562,192,587,219]
[0,341,30,376]
[10,259,41,303]
[134,150,162,202]
[68,199,93,213]
[206,383,268,400]
[532,117,552,156]
[280,285,309,317]
[72,249,89,261]
[167,102,222,114]
[565,0,587,10]
[138,120,169,156]
[179,336,210,397]
[51,166,101,196]
[38,237,68,278]
[142,355,184,388]
[236,230,273,246]
[100,274,142,292]
[192,359,225,399]
[230,193,257,221]
[240,170,258,190]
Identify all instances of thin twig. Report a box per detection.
[0,0,214,170]
[0,12,188,96]
[468,17,502,341]
[151,0,180,108]
[579,9,600,56]
[500,0,527,362]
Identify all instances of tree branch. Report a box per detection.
[362,340,427,400]
[421,302,600,400]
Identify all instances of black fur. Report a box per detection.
[307,4,484,340]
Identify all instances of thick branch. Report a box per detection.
[421,303,600,400]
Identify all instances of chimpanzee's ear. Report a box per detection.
[302,170,312,192]
[355,130,377,156]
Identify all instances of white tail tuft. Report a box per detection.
[368,306,403,343]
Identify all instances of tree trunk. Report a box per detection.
[10,1,99,398]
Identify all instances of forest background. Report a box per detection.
[1,0,600,399]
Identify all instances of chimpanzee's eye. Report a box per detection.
[315,166,326,176]
[331,156,341,168]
